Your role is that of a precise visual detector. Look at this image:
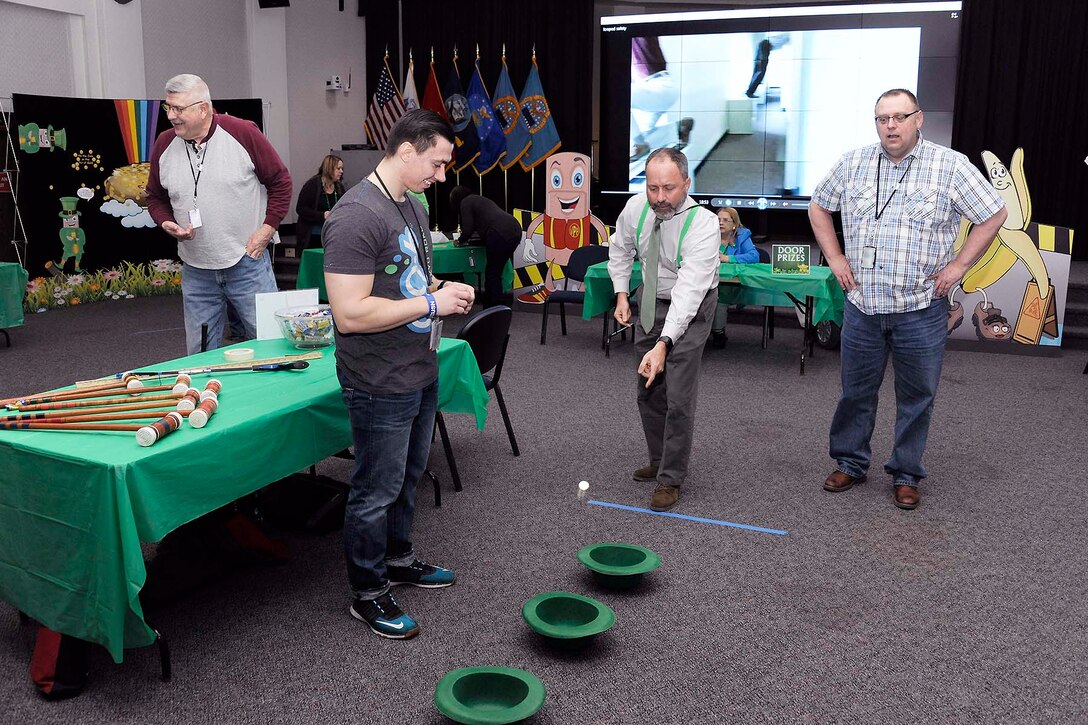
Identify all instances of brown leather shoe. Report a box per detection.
[894,485,920,510]
[823,470,866,492]
[633,463,659,482]
[650,484,680,511]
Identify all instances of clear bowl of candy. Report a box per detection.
[274,304,335,348]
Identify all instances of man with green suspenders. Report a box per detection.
[608,148,720,511]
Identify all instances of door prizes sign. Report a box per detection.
[771,244,811,274]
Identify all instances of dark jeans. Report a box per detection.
[830,298,947,487]
[339,373,438,599]
[482,229,520,307]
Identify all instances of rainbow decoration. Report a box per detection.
[113,99,159,164]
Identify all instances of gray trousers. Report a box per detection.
[634,288,717,488]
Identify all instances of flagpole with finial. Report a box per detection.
[430,46,440,231]
[502,43,509,211]
[453,44,461,237]
[474,43,483,195]
[530,44,537,212]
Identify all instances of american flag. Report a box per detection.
[364,59,406,150]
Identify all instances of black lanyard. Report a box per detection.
[372,171,430,280]
[874,153,913,220]
[184,140,208,200]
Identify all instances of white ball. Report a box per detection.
[578,480,590,491]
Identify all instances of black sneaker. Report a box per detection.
[349,592,419,639]
[387,559,456,589]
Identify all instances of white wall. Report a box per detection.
[141,0,252,100]
[0,0,145,103]
[0,2,76,101]
[283,0,369,219]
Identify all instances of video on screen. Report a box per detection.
[600,3,962,207]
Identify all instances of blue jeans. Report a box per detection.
[339,373,438,599]
[830,298,947,487]
[181,252,277,354]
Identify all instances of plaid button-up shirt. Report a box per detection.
[811,137,1005,314]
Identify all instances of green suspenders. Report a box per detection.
[635,202,699,269]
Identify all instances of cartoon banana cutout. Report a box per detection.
[960,149,1048,292]
[962,242,1018,293]
[955,215,1014,294]
[983,149,1028,229]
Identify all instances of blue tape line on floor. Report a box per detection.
[587,499,788,536]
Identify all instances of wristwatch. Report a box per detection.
[657,335,674,353]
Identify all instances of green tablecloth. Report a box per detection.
[0,337,488,662]
[0,262,28,328]
[297,245,513,302]
[582,261,844,325]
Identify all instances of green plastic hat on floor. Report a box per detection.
[434,666,545,725]
[522,591,615,644]
[577,542,661,589]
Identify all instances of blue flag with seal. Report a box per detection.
[443,56,479,173]
[467,61,507,175]
[492,59,530,170]
[518,57,561,171]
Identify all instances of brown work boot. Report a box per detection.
[650,484,680,512]
[823,470,866,492]
[893,485,920,510]
[633,463,659,482]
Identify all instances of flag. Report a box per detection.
[467,61,506,175]
[518,58,561,171]
[402,58,420,111]
[492,58,530,170]
[422,60,448,121]
[364,57,406,150]
[443,56,479,172]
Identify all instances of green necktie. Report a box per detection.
[640,217,662,334]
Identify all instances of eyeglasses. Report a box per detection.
[875,110,920,125]
[162,100,204,115]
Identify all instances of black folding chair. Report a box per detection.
[540,244,611,345]
[433,305,520,496]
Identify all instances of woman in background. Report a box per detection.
[712,206,759,348]
[295,155,345,257]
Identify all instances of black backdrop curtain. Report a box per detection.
[363,0,594,231]
[955,0,1088,261]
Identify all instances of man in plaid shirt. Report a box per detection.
[808,88,1006,511]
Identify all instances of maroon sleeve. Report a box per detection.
[217,115,292,228]
[145,130,179,227]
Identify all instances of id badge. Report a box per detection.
[429,317,444,351]
[861,245,876,269]
[188,208,203,229]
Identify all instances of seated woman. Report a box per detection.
[294,155,345,258]
[711,206,759,348]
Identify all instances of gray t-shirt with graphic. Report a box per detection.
[322,180,437,393]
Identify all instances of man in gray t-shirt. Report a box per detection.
[323,110,475,640]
